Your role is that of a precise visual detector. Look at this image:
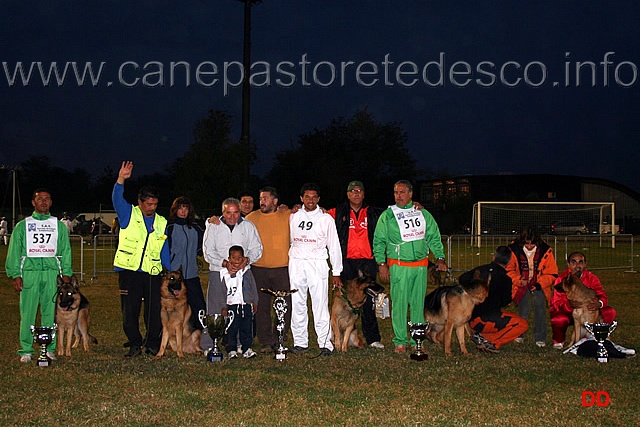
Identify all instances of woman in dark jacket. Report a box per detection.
[166,196,206,332]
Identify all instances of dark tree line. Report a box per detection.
[0,109,425,223]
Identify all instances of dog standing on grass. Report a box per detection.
[56,275,98,357]
[424,271,490,356]
[330,273,377,353]
[156,270,202,358]
[558,273,602,347]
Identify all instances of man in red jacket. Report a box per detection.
[550,251,616,349]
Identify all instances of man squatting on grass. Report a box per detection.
[550,251,616,349]
[113,161,171,358]
[6,188,72,363]
[373,180,447,354]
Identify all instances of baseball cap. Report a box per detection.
[347,181,364,191]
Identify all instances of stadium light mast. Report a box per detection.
[236,0,262,190]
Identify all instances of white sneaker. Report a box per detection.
[228,351,238,359]
[369,341,385,349]
[536,341,546,347]
[514,337,524,344]
[243,348,257,359]
[20,354,32,363]
[46,351,57,360]
[553,342,564,350]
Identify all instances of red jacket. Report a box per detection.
[550,269,609,315]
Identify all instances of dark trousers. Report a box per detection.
[118,270,162,351]
[184,276,206,330]
[253,266,292,349]
[225,304,254,353]
[341,258,382,344]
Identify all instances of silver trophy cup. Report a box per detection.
[199,311,234,362]
[261,288,298,361]
[30,324,58,367]
[584,320,617,363]
[408,322,429,361]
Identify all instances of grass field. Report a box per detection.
[0,265,638,427]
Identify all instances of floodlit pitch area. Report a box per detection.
[0,246,638,426]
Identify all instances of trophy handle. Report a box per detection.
[198,310,207,332]
[609,320,618,334]
[225,310,235,333]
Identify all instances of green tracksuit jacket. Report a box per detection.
[5,212,72,356]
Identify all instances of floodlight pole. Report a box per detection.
[237,0,262,190]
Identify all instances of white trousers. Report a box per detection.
[289,258,333,351]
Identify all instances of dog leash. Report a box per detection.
[336,287,363,315]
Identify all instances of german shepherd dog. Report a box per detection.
[56,275,97,357]
[424,271,490,356]
[156,270,202,358]
[558,273,602,347]
[330,273,378,353]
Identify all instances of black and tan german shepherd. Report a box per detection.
[156,270,202,358]
[56,275,98,357]
[330,273,378,353]
[424,271,489,356]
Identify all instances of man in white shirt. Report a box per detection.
[288,183,343,356]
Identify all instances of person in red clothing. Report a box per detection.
[550,251,616,349]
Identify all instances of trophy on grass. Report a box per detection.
[30,324,58,367]
[261,288,298,361]
[199,310,234,362]
[408,321,429,361]
[584,320,617,363]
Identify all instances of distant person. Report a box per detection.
[465,246,529,353]
[245,186,293,354]
[550,251,616,349]
[166,196,206,332]
[506,226,558,347]
[326,181,385,349]
[373,180,447,354]
[112,161,170,358]
[238,192,255,217]
[61,214,74,234]
[0,216,8,245]
[202,197,262,352]
[289,183,343,356]
[5,188,72,363]
[111,216,120,238]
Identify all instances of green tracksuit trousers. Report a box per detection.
[390,264,428,347]
[19,269,58,355]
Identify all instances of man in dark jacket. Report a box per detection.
[462,246,528,353]
[327,181,384,349]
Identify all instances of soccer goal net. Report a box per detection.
[471,201,616,240]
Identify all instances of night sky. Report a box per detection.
[2,2,639,192]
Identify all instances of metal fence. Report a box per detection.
[445,234,635,275]
[1,233,636,281]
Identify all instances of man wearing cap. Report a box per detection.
[373,180,447,354]
[327,181,385,349]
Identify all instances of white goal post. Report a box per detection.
[471,201,616,246]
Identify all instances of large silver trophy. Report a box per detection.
[199,310,234,362]
[261,288,298,361]
[30,324,58,367]
[408,321,430,361]
[584,321,618,363]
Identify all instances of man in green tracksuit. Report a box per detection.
[373,180,447,353]
[5,188,72,363]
